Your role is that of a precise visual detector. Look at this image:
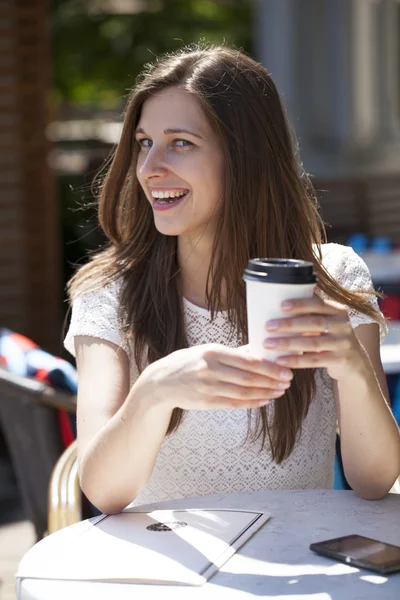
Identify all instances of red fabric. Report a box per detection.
[30,369,74,448]
[381,295,400,320]
[1,329,78,450]
[9,332,38,352]
[34,368,50,383]
[57,410,74,448]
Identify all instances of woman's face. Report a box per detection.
[135,86,223,239]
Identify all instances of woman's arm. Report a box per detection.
[75,336,293,514]
[75,336,173,514]
[264,297,400,500]
[333,323,400,499]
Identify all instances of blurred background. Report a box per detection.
[1,1,400,598]
[2,0,400,357]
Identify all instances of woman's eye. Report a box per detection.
[137,138,152,148]
[173,139,193,148]
[136,138,193,149]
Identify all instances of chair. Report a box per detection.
[48,439,81,534]
[47,440,102,535]
[0,368,76,539]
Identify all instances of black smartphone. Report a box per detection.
[310,534,400,575]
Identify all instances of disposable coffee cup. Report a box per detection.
[243,258,317,361]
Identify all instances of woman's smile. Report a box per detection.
[150,187,191,211]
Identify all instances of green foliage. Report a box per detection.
[51,0,254,108]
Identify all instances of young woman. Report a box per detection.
[64,45,400,514]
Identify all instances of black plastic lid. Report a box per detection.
[243,258,317,284]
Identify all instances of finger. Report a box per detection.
[275,352,342,368]
[216,363,292,390]
[215,348,293,382]
[266,314,351,334]
[216,382,285,401]
[264,335,353,353]
[215,382,288,401]
[280,297,347,316]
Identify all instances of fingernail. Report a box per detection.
[280,368,292,380]
[266,320,279,331]
[271,391,285,398]
[282,300,293,310]
[265,338,278,347]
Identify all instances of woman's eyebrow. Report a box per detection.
[135,127,203,139]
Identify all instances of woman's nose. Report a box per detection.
[138,146,168,179]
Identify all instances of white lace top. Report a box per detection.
[64,243,385,507]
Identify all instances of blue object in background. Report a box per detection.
[347,233,395,255]
[386,374,400,426]
[392,376,400,425]
[370,236,393,254]
[334,436,351,490]
[347,233,368,255]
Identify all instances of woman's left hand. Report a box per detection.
[264,297,367,381]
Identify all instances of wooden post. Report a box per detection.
[0,0,62,353]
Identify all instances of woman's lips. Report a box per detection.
[152,191,189,212]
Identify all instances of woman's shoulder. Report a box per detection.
[64,277,127,358]
[316,242,368,281]
[71,276,123,306]
[317,242,356,265]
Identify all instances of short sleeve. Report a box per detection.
[321,243,387,340]
[64,280,130,358]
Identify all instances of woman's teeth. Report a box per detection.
[152,190,188,203]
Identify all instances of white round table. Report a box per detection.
[16,490,400,599]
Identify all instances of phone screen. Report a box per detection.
[310,535,400,573]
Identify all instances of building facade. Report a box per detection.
[256,0,400,240]
[0,0,61,352]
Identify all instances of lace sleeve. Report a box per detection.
[324,244,387,340]
[64,280,130,357]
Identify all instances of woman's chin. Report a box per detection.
[153,221,187,237]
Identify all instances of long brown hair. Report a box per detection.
[69,44,383,462]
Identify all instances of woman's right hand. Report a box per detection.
[139,343,293,411]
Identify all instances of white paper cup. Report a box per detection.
[243,259,317,361]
